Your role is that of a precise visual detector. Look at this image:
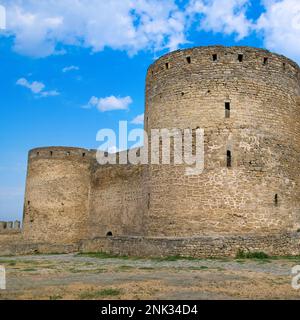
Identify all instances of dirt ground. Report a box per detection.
[0,253,300,300]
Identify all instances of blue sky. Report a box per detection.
[0,0,300,221]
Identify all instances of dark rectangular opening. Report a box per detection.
[165,62,169,69]
[212,54,217,61]
[186,56,191,64]
[225,102,230,118]
[275,194,278,206]
[147,193,150,209]
[227,150,232,168]
[238,54,243,62]
[263,57,268,65]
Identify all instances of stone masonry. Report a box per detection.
[1,46,300,257]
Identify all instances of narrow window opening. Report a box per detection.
[36,152,39,156]
[106,231,113,237]
[192,129,196,155]
[165,62,169,69]
[147,193,150,210]
[225,102,230,118]
[263,57,268,65]
[212,54,218,61]
[186,56,191,64]
[238,54,243,62]
[274,194,278,206]
[282,62,286,71]
[82,153,86,157]
[27,201,30,205]
[159,138,163,163]
[181,92,185,96]
[136,149,140,157]
[227,150,232,168]
[104,151,108,157]
[50,151,53,156]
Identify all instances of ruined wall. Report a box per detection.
[22,147,92,244]
[145,46,300,237]
[80,232,300,258]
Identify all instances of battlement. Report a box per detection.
[29,146,95,161]
[147,46,300,83]
[0,221,21,233]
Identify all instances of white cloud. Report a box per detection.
[2,0,187,57]
[16,77,59,97]
[256,0,300,61]
[131,113,144,125]
[85,95,133,112]
[0,4,6,30]
[16,78,45,93]
[62,65,79,73]
[3,0,300,64]
[39,90,60,97]
[187,0,253,40]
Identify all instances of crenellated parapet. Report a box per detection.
[0,221,21,233]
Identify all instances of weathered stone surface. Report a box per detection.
[1,46,300,257]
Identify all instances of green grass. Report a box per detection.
[79,288,121,300]
[22,268,37,272]
[77,252,133,260]
[117,265,135,271]
[0,260,17,266]
[236,250,269,260]
[78,252,200,262]
[268,255,300,261]
[150,255,200,262]
[138,267,155,270]
[0,259,17,265]
[77,251,300,262]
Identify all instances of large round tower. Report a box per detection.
[23,147,92,244]
[145,46,300,237]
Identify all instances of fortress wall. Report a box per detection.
[22,147,92,244]
[2,45,298,257]
[80,233,300,258]
[87,152,148,238]
[145,46,300,237]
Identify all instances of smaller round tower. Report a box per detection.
[23,147,92,244]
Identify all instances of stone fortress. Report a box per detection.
[1,46,300,257]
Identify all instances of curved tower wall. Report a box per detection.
[23,147,91,244]
[145,46,300,237]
